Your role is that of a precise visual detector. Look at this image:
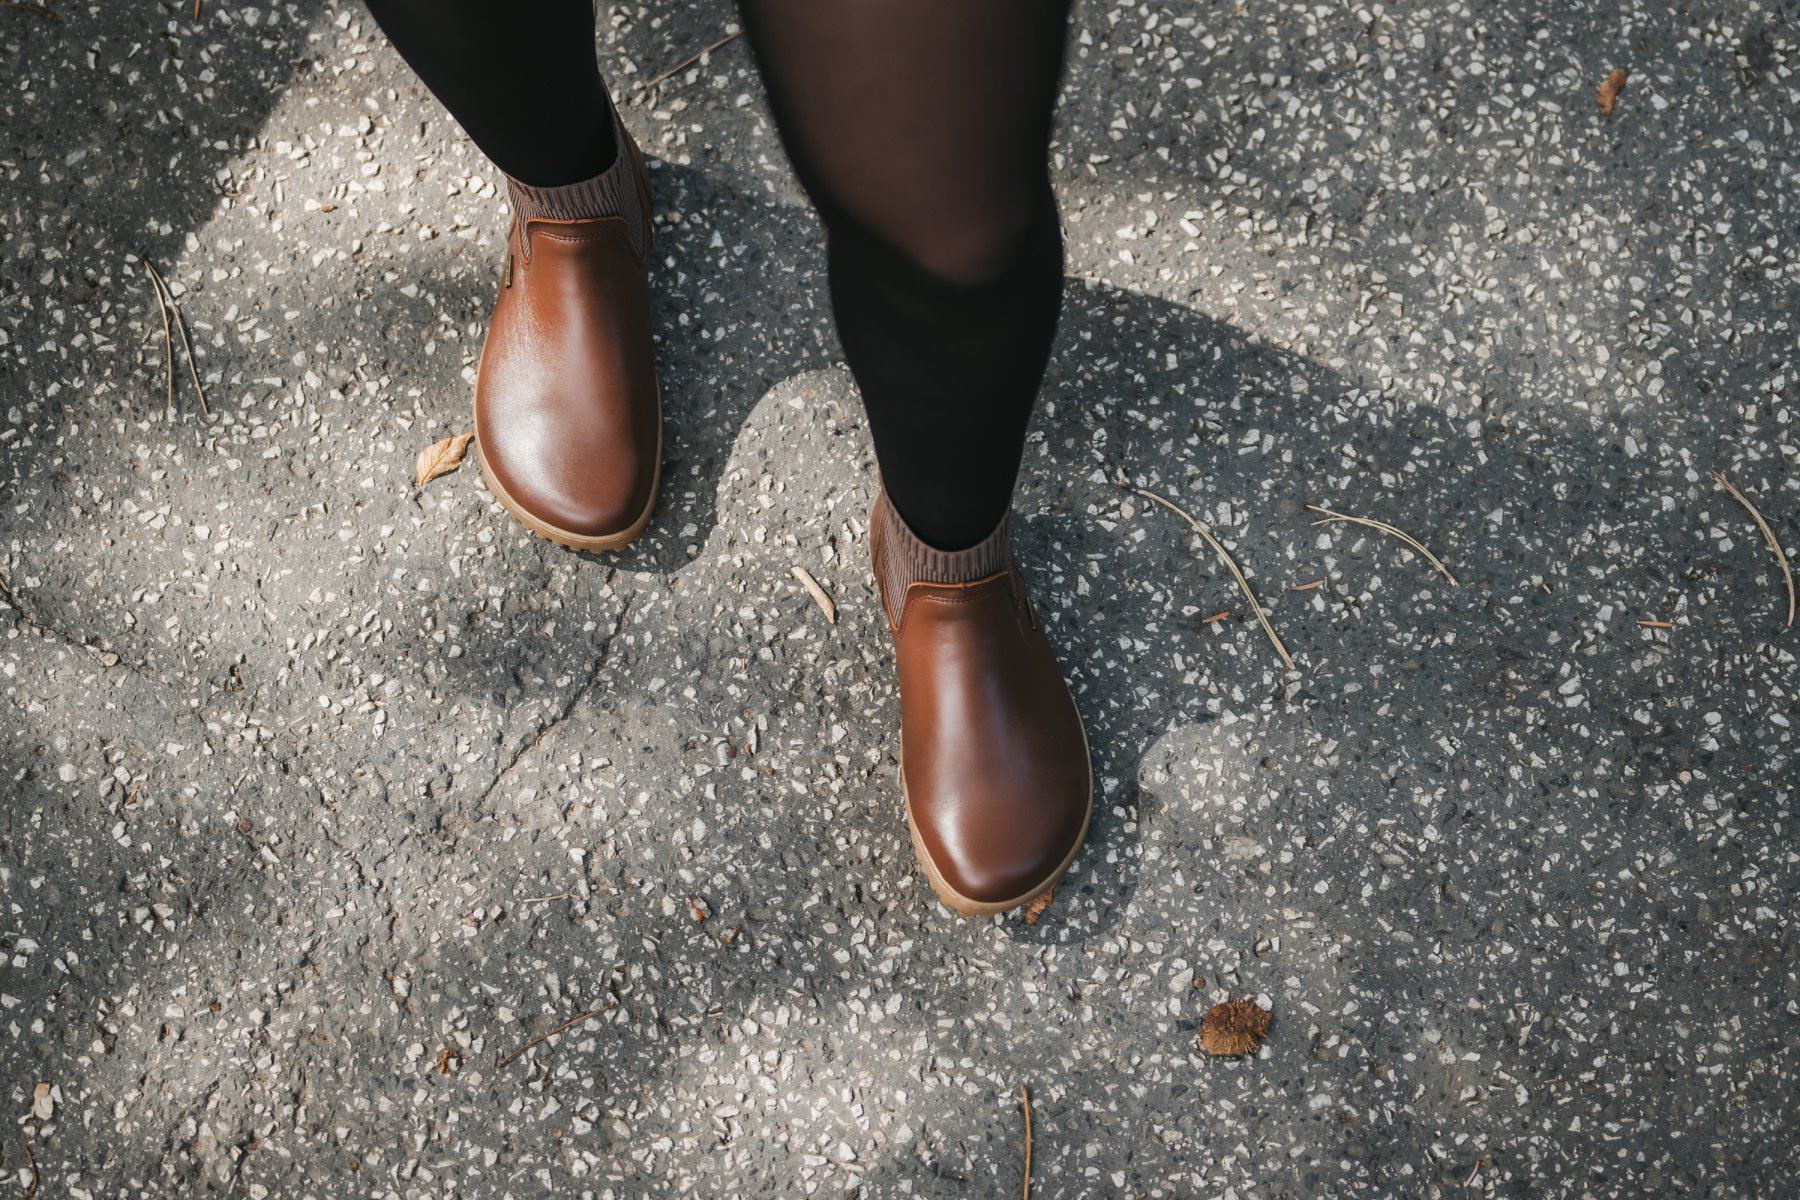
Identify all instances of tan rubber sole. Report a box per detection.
[473,394,662,553]
[899,716,1094,919]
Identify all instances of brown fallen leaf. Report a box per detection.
[1200,998,1271,1056]
[416,431,475,486]
[1597,68,1628,115]
[1023,889,1053,924]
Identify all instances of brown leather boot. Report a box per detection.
[870,491,1092,917]
[474,112,659,551]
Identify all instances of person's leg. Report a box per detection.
[362,0,617,187]
[366,0,662,550]
[741,1,1089,918]
[738,0,1072,551]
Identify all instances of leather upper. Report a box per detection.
[474,142,658,539]
[876,522,1092,906]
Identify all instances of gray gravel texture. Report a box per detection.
[3,1,1798,1197]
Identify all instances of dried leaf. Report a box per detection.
[1597,68,1628,115]
[1200,998,1271,1056]
[688,896,710,923]
[1023,889,1053,924]
[415,431,475,486]
[31,1082,52,1120]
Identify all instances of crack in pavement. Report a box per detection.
[1,573,151,676]
[473,588,636,810]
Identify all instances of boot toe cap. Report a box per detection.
[911,768,1091,910]
[477,409,657,542]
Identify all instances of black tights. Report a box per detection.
[363,0,621,188]
[364,0,1071,550]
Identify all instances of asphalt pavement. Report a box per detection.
[1,1,1796,1195]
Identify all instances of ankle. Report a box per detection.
[503,110,648,256]
[872,491,1013,624]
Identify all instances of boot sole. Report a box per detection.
[899,714,1094,919]
[472,389,662,553]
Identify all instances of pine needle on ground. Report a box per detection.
[1019,1084,1033,1200]
[495,1003,617,1070]
[143,258,209,415]
[1131,486,1295,671]
[143,261,175,413]
[1305,503,1458,586]
[641,30,742,90]
[1711,470,1795,629]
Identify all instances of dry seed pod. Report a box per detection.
[1201,998,1272,1056]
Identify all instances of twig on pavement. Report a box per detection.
[143,257,209,414]
[1019,1084,1033,1200]
[0,0,58,21]
[495,1003,617,1069]
[641,30,742,90]
[1131,485,1296,671]
[143,260,175,413]
[1711,470,1794,629]
[1306,503,1458,586]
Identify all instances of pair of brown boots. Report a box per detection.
[472,115,1090,917]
